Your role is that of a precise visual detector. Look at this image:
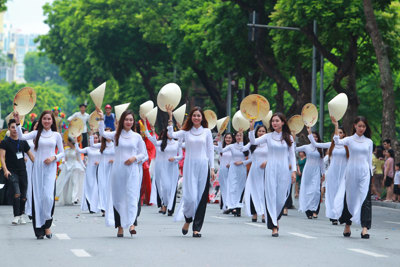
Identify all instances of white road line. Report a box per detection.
[347,248,388,258]
[71,249,91,258]
[55,233,71,240]
[288,232,317,239]
[212,216,228,220]
[245,223,267,228]
[384,221,400,225]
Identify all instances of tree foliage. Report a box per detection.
[24,51,66,85]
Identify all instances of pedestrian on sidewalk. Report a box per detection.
[0,119,35,225]
[393,163,400,202]
[383,149,395,202]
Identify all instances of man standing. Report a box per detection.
[383,139,392,150]
[0,119,34,225]
[104,104,115,131]
[68,104,90,147]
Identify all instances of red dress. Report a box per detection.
[139,119,156,205]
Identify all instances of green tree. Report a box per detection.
[24,51,66,85]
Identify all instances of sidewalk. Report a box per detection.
[372,200,400,209]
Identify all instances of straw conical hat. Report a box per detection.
[328,93,348,121]
[232,110,250,131]
[13,87,36,115]
[204,110,217,130]
[89,111,101,132]
[173,104,186,125]
[217,116,230,134]
[288,115,304,135]
[301,103,318,127]
[139,101,154,118]
[5,112,24,126]
[261,110,273,128]
[146,107,158,126]
[89,82,106,108]
[0,129,7,142]
[240,94,270,121]
[69,117,84,138]
[157,83,182,112]
[115,103,130,121]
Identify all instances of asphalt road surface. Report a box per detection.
[1,200,399,267]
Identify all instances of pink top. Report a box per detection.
[384,157,394,178]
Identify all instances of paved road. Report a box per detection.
[1,199,399,267]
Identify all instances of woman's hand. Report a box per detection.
[307,126,312,135]
[226,164,230,168]
[124,157,137,165]
[291,172,296,184]
[94,162,99,166]
[215,133,221,142]
[44,156,56,165]
[165,104,173,120]
[210,168,216,181]
[96,106,104,119]
[234,161,243,166]
[108,159,114,164]
[260,161,267,169]
[168,157,175,162]
[13,111,20,124]
[249,119,255,131]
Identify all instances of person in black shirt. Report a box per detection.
[0,119,34,225]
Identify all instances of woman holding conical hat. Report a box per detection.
[14,111,64,239]
[296,131,325,219]
[220,130,251,217]
[55,136,85,206]
[166,105,215,238]
[75,134,101,213]
[97,107,146,237]
[249,113,296,237]
[214,133,235,212]
[305,126,349,225]
[244,124,268,223]
[143,119,183,216]
[331,116,373,239]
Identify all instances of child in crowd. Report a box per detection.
[394,163,400,202]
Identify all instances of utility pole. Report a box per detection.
[227,72,232,132]
[319,55,324,138]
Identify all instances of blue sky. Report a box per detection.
[4,0,54,34]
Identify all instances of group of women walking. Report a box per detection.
[12,103,373,240]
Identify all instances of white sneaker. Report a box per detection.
[19,216,26,225]
[12,216,20,225]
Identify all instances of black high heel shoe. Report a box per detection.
[252,218,257,222]
[45,233,53,239]
[193,232,202,238]
[117,233,123,238]
[343,232,351,237]
[37,235,44,240]
[168,212,173,216]
[182,224,189,235]
[262,218,266,223]
[361,233,370,239]
[129,229,137,236]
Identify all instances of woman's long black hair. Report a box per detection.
[250,125,268,153]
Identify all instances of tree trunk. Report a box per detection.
[363,0,398,155]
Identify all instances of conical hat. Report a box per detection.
[288,115,304,135]
[301,103,318,127]
[146,107,158,126]
[0,129,7,142]
[157,83,182,112]
[139,101,154,118]
[89,82,106,108]
[115,103,130,121]
[261,110,273,128]
[89,111,101,132]
[5,112,24,126]
[69,117,84,138]
[217,116,230,134]
[240,94,270,121]
[13,87,36,115]
[173,104,186,125]
[204,110,217,130]
[328,93,348,121]
[232,110,250,131]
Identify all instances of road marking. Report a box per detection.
[384,221,400,225]
[245,223,267,228]
[55,233,71,240]
[71,249,91,258]
[288,232,317,239]
[212,216,228,220]
[347,248,388,258]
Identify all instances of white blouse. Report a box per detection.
[145,130,183,162]
[168,125,214,168]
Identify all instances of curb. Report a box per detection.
[372,200,400,209]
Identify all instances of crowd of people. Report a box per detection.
[0,102,399,240]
